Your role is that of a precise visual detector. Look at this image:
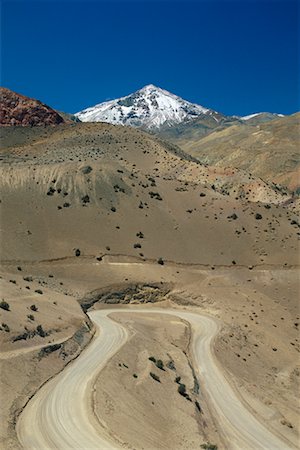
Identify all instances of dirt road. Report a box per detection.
[16,307,291,449]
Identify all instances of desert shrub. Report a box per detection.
[1,323,10,332]
[35,289,43,295]
[150,372,160,382]
[133,243,141,249]
[0,300,10,311]
[47,187,55,196]
[157,257,164,265]
[30,304,38,312]
[166,360,176,371]
[155,359,165,371]
[82,165,93,174]
[255,213,262,220]
[149,191,163,201]
[227,213,238,220]
[36,325,47,337]
[81,195,90,204]
[178,383,187,396]
[23,276,33,282]
[201,444,218,450]
[27,314,35,321]
[149,356,156,363]
[75,249,81,257]
[195,400,202,412]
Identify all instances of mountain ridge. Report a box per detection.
[75,84,285,130]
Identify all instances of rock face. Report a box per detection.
[0,87,66,126]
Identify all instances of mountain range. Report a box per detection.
[75,84,283,130]
[1,85,298,191]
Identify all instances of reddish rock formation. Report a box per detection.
[0,87,66,126]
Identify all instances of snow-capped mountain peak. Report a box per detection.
[75,84,217,130]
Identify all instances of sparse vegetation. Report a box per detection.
[149,372,160,382]
[23,276,33,282]
[149,191,162,201]
[0,300,10,311]
[36,324,47,338]
[177,383,187,396]
[81,195,90,204]
[1,323,10,332]
[155,359,165,371]
[166,360,176,371]
[201,443,218,450]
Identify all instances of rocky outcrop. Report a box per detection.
[0,87,66,126]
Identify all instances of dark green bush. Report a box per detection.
[0,300,10,311]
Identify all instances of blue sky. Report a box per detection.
[1,0,299,115]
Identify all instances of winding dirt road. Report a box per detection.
[17,307,291,449]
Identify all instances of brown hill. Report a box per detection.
[0,122,298,265]
[0,87,66,127]
[161,113,300,191]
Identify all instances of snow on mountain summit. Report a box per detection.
[75,84,217,130]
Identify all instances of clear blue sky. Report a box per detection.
[1,0,299,115]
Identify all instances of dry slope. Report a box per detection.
[163,113,300,191]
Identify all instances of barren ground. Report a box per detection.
[0,122,299,449]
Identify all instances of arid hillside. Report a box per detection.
[0,122,298,265]
[161,113,300,191]
[0,121,299,450]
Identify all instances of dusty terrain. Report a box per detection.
[0,121,299,449]
[93,311,220,450]
[162,113,300,192]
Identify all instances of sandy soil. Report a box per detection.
[0,122,299,449]
[93,311,220,450]
[2,259,298,449]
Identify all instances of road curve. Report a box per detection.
[17,307,291,450]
